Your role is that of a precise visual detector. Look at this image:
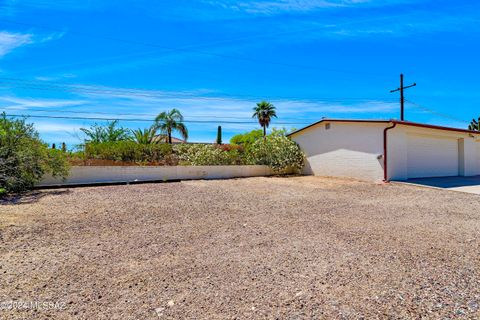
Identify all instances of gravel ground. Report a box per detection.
[1,176,480,319]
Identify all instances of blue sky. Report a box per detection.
[0,0,479,146]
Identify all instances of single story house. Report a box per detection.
[288,119,480,182]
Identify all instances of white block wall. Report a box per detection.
[38,165,272,187]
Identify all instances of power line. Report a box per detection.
[405,99,469,124]
[0,113,312,125]
[2,107,326,121]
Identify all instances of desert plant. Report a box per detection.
[0,113,69,194]
[80,120,130,143]
[154,109,188,144]
[252,101,277,137]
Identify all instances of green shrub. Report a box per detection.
[174,144,244,165]
[0,114,69,194]
[83,141,175,164]
[247,132,304,173]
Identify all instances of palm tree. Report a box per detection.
[154,109,188,144]
[252,101,277,137]
[468,117,480,131]
[131,127,157,144]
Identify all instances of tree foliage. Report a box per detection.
[0,114,69,194]
[80,120,131,143]
[230,129,263,148]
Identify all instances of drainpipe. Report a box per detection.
[383,122,397,182]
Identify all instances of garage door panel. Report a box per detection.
[407,134,459,178]
[477,142,480,175]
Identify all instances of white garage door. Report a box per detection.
[407,134,459,178]
[477,142,480,175]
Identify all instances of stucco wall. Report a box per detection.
[291,122,386,181]
[38,165,272,187]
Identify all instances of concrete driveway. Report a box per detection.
[396,176,480,195]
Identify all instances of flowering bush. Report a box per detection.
[247,133,304,173]
[173,144,244,165]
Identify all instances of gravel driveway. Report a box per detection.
[1,176,480,319]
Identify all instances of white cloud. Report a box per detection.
[0,31,32,57]
[0,96,87,110]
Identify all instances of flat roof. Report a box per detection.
[287,118,480,137]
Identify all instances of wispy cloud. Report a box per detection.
[205,0,362,14]
[0,96,87,110]
[0,30,66,58]
[0,31,32,57]
[70,86,398,121]
[202,0,413,15]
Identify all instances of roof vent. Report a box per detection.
[325,123,331,130]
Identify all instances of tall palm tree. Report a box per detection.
[252,101,277,137]
[131,127,157,144]
[154,109,188,144]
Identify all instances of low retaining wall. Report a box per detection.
[38,165,273,187]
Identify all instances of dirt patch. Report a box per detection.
[1,177,480,319]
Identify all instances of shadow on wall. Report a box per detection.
[303,161,313,175]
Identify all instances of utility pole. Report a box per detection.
[390,74,416,121]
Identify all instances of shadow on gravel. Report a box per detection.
[0,189,70,205]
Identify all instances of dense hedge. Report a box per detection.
[81,141,176,164]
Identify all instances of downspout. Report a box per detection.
[383,122,397,182]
